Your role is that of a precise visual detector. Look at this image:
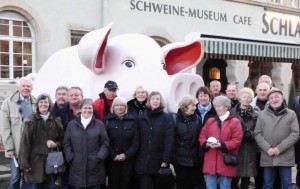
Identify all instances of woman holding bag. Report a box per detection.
[199,95,243,189]
[19,93,64,189]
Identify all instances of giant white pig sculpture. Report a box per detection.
[32,23,204,113]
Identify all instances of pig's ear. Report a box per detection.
[162,39,204,75]
[78,23,113,74]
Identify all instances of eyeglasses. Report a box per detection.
[114,104,126,107]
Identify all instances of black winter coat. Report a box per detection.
[64,115,109,187]
[135,108,174,175]
[172,109,201,167]
[104,113,139,160]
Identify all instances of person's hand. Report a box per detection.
[114,154,127,161]
[273,147,280,156]
[7,150,15,158]
[118,154,126,161]
[208,142,221,149]
[24,168,31,173]
[267,148,275,156]
[47,140,57,149]
[161,162,168,167]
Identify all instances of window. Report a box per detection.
[70,30,88,46]
[270,0,282,4]
[0,11,34,79]
[290,0,300,7]
[209,67,220,79]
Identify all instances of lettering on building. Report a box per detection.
[262,13,300,38]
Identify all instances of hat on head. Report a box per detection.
[104,80,118,90]
[267,88,283,99]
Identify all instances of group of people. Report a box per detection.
[1,74,300,189]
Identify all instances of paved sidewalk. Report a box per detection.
[0,150,10,189]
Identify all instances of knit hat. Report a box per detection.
[267,88,283,99]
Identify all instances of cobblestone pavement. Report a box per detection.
[0,149,298,189]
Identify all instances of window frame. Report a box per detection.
[0,11,35,80]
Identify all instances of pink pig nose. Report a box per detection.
[166,73,204,113]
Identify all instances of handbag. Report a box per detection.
[223,152,238,166]
[45,149,66,175]
[156,167,175,189]
[215,117,239,166]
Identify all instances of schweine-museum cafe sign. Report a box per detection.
[125,0,300,43]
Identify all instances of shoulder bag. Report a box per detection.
[215,117,238,166]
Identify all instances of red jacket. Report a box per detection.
[199,115,243,177]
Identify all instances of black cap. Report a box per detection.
[104,80,118,90]
[267,88,283,99]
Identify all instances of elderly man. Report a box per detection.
[1,77,36,189]
[258,75,273,90]
[250,82,270,113]
[209,80,224,98]
[94,80,118,120]
[225,83,238,108]
[255,89,299,189]
[51,86,69,130]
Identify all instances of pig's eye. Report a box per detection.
[162,63,166,70]
[122,59,135,69]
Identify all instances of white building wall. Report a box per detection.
[0,0,103,70]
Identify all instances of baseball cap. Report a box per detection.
[104,80,118,90]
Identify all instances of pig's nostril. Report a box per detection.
[190,82,198,96]
[174,82,184,102]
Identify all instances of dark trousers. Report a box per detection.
[231,177,250,189]
[139,174,157,189]
[255,153,264,189]
[174,164,202,189]
[107,160,133,189]
[295,146,300,188]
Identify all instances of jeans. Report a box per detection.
[205,174,232,189]
[73,185,102,189]
[10,158,21,189]
[263,167,292,189]
[22,181,53,189]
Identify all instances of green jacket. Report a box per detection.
[0,91,36,158]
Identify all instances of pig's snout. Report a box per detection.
[166,73,204,113]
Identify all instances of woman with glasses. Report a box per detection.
[105,97,139,189]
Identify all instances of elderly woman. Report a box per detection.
[135,91,174,189]
[172,95,201,189]
[199,95,243,189]
[64,98,109,189]
[127,85,148,115]
[230,88,258,189]
[19,93,64,188]
[105,97,139,189]
[195,86,217,188]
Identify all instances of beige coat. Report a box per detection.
[0,91,36,158]
[254,106,299,167]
